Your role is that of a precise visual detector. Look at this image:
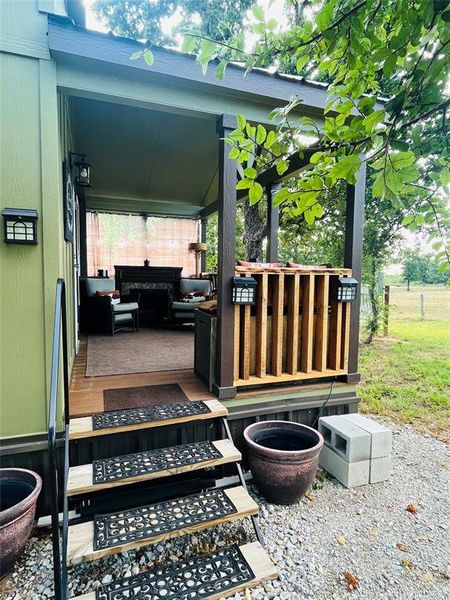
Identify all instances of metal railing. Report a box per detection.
[47,279,70,600]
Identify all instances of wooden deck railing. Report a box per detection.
[233,268,352,387]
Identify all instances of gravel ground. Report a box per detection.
[1,419,449,600]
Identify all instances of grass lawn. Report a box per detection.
[358,319,450,443]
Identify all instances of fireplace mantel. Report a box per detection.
[115,265,183,294]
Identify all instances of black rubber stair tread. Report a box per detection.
[69,399,227,439]
[70,541,277,600]
[67,439,241,496]
[67,486,259,565]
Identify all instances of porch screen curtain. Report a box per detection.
[87,211,198,277]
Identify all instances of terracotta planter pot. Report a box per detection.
[244,421,324,505]
[0,468,42,577]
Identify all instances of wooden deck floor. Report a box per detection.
[70,339,214,417]
[70,339,352,418]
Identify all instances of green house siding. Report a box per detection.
[0,1,75,438]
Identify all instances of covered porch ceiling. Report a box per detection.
[71,96,219,217]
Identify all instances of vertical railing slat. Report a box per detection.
[328,276,343,370]
[233,304,240,381]
[255,273,268,377]
[300,274,315,373]
[286,274,300,374]
[314,274,329,372]
[271,273,284,376]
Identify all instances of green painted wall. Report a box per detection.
[0,0,75,438]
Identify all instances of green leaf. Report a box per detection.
[244,167,257,179]
[362,110,385,133]
[228,147,240,159]
[358,97,376,115]
[372,172,386,198]
[143,49,154,66]
[295,55,309,73]
[236,178,252,190]
[264,130,277,148]
[330,155,361,181]
[198,38,216,70]
[310,151,323,164]
[249,181,263,204]
[273,187,290,206]
[304,208,315,225]
[390,151,416,169]
[181,35,196,54]
[316,2,334,30]
[276,160,289,176]
[237,113,246,130]
[252,23,266,35]
[256,124,266,145]
[130,51,143,60]
[440,166,450,186]
[215,60,227,80]
[252,5,265,22]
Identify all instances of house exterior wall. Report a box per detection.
[0,0,74,439]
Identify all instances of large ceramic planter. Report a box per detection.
[244,421,324,505]
[0,468,42,577]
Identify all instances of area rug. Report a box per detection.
[103,383,189,411]
[86,328,194,377]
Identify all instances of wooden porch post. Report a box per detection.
[266,183,280,262]
[344,164,366,383]
[200,217,207,273]
[214,115,238,399]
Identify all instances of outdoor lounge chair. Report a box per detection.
[80,277,139,335]
[170,277,211,324]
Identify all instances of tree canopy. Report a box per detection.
[183,0,449,271]
[93,0,254,47]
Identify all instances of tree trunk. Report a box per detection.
[364,257,380,344]
[243,199,265,261]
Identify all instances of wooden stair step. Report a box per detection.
[67,486,258,565]
[69,399,227,440]
[70,541,277,600]
[67,439,240,496]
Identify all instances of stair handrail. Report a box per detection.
[47,278,70,600]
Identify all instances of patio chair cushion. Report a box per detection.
[171,300,201,311]
[113,302,139,312]
[84,278,116,297]
[114,312,133,324]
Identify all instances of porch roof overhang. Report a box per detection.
[47,16,331,119]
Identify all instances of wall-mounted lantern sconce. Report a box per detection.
[2,208,38,244]
[232,276,257,305]
[335,277,359,302]
[70,152,92,187]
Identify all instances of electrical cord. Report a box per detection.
[312,377,336,428]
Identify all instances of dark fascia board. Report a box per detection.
[47,16,332,116]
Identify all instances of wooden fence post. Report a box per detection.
[383,285,390,336]
[420,293,425,320]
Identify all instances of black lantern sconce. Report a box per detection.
[232,277,257,305]
[2,208,38,244]
[335,277,359,302]
[70,152,92,187]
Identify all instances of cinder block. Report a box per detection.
[319,445,369,488]
[344,414,392,458]
[318,415,371,462]
[369,456,392,483]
